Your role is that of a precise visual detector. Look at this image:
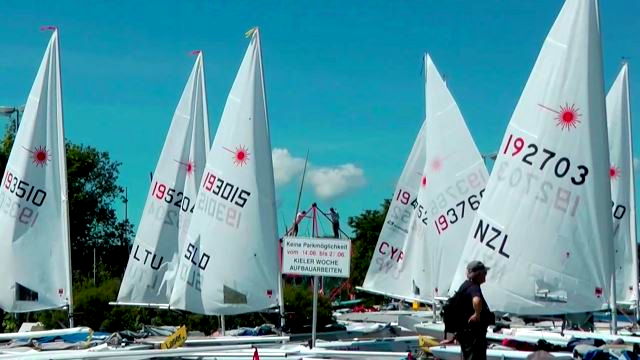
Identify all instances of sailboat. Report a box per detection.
[359,54,489,303]
[169,28,280,315]
[498,63,640,345]
[354,54,488,328]
[606,63,638,313]
[358,51,434,305]
[413,54,489,301]
[115,51,210,306]
[358,120,427,303]
[429,0,613,355]
[0,29,74,322]
[448,0,613,316]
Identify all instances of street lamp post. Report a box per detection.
[481,152,498,166]
[0,105,25,130]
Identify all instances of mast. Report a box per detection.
[251,27,288,333]
[292,150,310,229]
[51,27,74,327]
[311,204,319,348]
[623,60,639,322]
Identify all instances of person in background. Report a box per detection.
[456,260,494,360]
[292,210,308,236]
[329,208,340,238]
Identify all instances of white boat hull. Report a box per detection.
[430,345,572,360]
[0,327,92,342]
[315,336,421,353]
[336,310,433,324]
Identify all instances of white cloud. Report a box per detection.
[272,148,306,187]
[307,164,366,200]
[272,148,366,200]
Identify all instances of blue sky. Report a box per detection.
[0,0,638,237]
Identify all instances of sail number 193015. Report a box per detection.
[202,172,251,208]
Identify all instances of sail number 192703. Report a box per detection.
[502,133,589,186]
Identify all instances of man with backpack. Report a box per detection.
[441,260,495,360]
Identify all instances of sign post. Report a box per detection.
[160,325,187,349]
[312,275,319,347]
[282,235,351,348]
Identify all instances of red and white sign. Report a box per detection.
[282,237,351,278]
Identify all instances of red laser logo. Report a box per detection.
[538,103,582,130]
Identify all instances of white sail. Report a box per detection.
[412,55,489,300]
[360,119,427,301]
[0,30,73,312]
[606,63,638,304]
[451,0,613,315]
[117,52,210,305]
[169,29,279,315]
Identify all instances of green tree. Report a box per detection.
[348,199,390,288]
[0,126,133,284]
[282,284,333,333]
[0,124,133,331]
[65,143,133,281]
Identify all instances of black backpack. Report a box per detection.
[441,282,470,335]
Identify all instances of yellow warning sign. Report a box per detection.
[418,335,439,352]
[161,325,187,350]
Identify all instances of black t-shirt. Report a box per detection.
[457,280,494,331]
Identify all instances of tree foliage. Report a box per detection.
[0,125,133,331]
[65,143,133,281]
[0,124,336,333]
[282,284,333,333]
[348,199,389,288]
[0,126,133,284]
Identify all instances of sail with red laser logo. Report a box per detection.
[410,54,489,301]
[169,28,279,315]
[117,51,210,306]
[451,0,613,315]
[606,63,638,306]
[0,30,73,313]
